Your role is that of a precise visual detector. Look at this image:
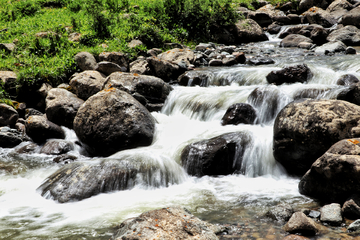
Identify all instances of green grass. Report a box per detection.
[0,0,287,101]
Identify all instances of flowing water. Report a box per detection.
[1,37,360,239]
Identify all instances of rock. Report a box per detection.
[222,57,237,66]
[181,132,251,177]
[158,48,196,68]
[293,88,329,100]
[337,82,360,105]
[327,0,353,12]
[74,52,97,71]
[98,51,129,72]
[280,34,313,47]
[320,203,342,226]
[283,212,320,235]
[15,142,38,154]
[0,71,17,96]
[209,59,223,66]
[221,103,257,125]
[299,138,360,202]
[0,43,15,53]
[95,61,126,76]
[247,85,288,124]
[279,26,304,39]
[195,43,215,51]
[308,210,321,218]
[248,11,273,27]
[268,23,282,34]
[147,48,163,57]
[73,88,155,157]
[147,56,185,82]
[247,57,275,65]
[178,71,210,87]
[24,108,43,119]
[40,139,74,155]
[327,25,360,46]
[129,59,153,75]
[232,52,246,64]
[309,25,329,45]
[53,154,77,164]
[127,39,144,48]
[26,115,65,143]
[315,41,347,54]
[266,203,294,222]
[38,159,138,203]
[303,7,337,28]
[342,194,360,219]
[112,206,219,240]
[0,103,18,127]
[0,127,24,148]
[266,64,313,85]
[274,99,360,176]
[45,88,84,129]
[298,42,315,49]
[299,0,323,12]
[103,72,172,104]
[341,6,360,28]
[233,19,269,43]
[282,235,311,240]
[346,46,357,54]
[348,219,360,232]
[69,70,106,100]
[68,32,81,42]
[337,74,359,86]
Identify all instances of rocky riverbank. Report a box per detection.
[1,0,360,239]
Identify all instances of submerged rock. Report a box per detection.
[181,132,251,177]
[283,212,321,236]
[266,203,294,222]
[273,99,360,176]
[320,203,342,226]
[39,139,74,155]
[73,88,155,157]
[112,206,220,240]
[342,194,360,219]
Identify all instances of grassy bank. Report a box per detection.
[0,0,283,101]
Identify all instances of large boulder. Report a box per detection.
[26,115,65,143]
[233,19,269,43]
[280,34,313,48]
[314,41,347,54]
[274,99,360,176]
[341,6,360,28]
[303,7,337,28]
[157,48,196,68]
[299,138,360,202]
[73,88,156,156]
[181,132,251,177]
[112,206,220,240]
[327,0,353,12]
[45,88,84,129]
[95,61,125,76]
[129,58,153,75]
[103,72,172,104]
[69,70,106,100]
[0,127,25,148]
[221,103,257,125]
[146,57,185,82]
[266,64,313,85]
[74,52,97,71]
[0,103,18,126]
[326,25,360,46]
[98,51,129,72]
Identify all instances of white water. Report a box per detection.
[1,49,360,239]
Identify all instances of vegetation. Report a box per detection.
[0,0,283,101]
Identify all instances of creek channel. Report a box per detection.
[0,33,360,239]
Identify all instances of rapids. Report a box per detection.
[1,37,360,239]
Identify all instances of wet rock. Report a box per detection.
[280,34,313,48]
[178,71,211,87]
[0,127,24,148]
[38,159,138,203]
[267,23,282,34]
[341,6,360,28]
[303,7,337,28]
[73,88,155,157]
[266,203,294,222]
[98,51,129,72]
[337,82,360,105]
[112,206,219,240]
[221,103,257,125]
[346,46,357,54]
[299,138,360,202]
[181,132,251,177]
[309,25,329,45]
[129,59,153,75]
[308,210,321,219]
[53,154,77,164]
[283,212,320,235]
[233,19,269,43]
[232,52,246,64]
[279,26,304,39]
[327,25,360,46]
[69,70,106,100]
[337,74,359,86]
[342,194,360,219]
[298,42,315,49]
[247,85,288,124]
[146,56,185,82]
[247,57,275,65]
[26,115,65,144]
[222,57,237,66]
[266,64,313,85]
[15,142,38,154]
[274,99,360,176]
[103,72,172,104]
[74,52,97,71]
[320,203,342,226]
[293,88,329,100]
[0,103,18,127]
[95,61,126,76]
[40,139,74,155]
[209,59,223,66]
[45,88,84,129]
[348,219,360,232]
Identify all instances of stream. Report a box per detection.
[1,33,360,239]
